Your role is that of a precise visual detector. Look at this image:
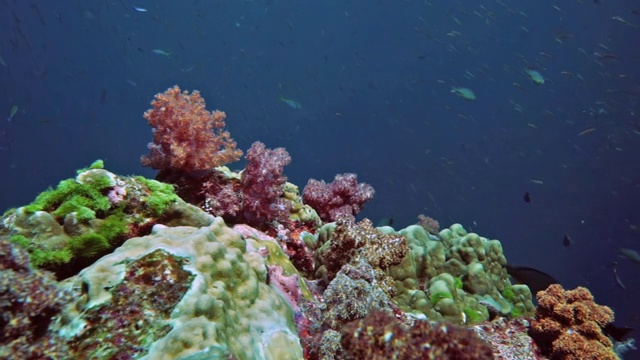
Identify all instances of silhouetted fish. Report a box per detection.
[506,265,558,295]
[604,324,635,342]
[523,192,531,203]
[563,234,572,247]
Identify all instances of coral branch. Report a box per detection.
[141,85,242,173]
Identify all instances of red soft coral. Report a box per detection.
[141,85,242,172]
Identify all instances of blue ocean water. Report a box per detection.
[1,0,638,352]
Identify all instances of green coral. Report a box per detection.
[385,223,534,324]
[502,285,516,302]
[430,291,454,305]
[454,276,464,289]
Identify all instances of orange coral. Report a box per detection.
[141,85,242,172]
[529,284,618,360]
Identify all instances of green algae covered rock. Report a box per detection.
[55,217,302,360]
[0,162,211,278]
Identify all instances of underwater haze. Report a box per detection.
[1,0,639,354]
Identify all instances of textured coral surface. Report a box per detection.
[529,284,618,360]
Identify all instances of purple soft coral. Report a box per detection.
[302,173,375,222]
[241,141,292,225]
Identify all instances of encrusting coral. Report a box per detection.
[529,284,619,360]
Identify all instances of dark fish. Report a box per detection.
[376,217,395,227]
[603,324,635,342]
[506,265,558,295]
[523,192,531,203]
[563,234,572,247]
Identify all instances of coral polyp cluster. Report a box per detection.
[529,284,618,360]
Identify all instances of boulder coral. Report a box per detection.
[54,217,303,360]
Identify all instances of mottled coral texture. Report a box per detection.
[302,173,374,222]
[141,85,242,172]
[340,311,494,360]
[0,241,71,359]
[529,284,618,360]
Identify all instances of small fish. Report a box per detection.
[132,6,148,12]
[619,247,640,264]
[612,265,626,290]
[578,127,596,136]
[525,68,545,85]
[603,324,636,342]
[612,16,637,28]
[529,179,544,185]
[280,95,302,109]
[451,87,476,101]
[563,234,572,247]
[523,192,531,203]
[7,105,18,122]
[151,49,171,57]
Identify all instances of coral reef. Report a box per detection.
[0,240,72,359]
[141,85,242,172]
[529,284,619,360]
[302,173,375,222]
[4,85,630,360]
[340,311,494,360]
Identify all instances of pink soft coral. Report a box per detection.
[141,85,242,172]
[302,173,374,222]
[241,141,292,225]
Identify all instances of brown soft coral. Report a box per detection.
[529,284,618,360]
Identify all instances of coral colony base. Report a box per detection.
[0,86,633,360]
